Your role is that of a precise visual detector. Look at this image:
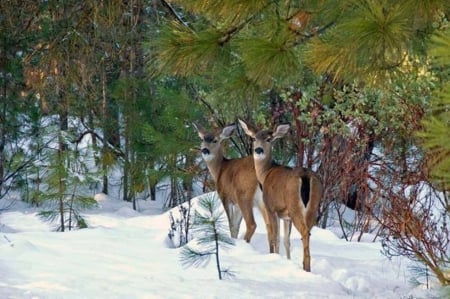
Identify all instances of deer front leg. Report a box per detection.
[282,219,292,259]
[228,202,243,239]
[221,197,241,239]
[254,189,273,253]
[268,212,279,254]
[239,200,257,242]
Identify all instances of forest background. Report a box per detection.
[1,0,449,287]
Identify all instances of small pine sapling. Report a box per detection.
[36,137,98,231]
[180,193,234,280]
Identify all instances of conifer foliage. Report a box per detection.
[180,194,234,280]
[417,27,450,189]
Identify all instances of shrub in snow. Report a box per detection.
[168,199,193,248]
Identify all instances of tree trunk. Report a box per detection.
[101,69,109,194]
[0,101,5,193]
[58,110,68,232]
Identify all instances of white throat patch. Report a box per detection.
[202,153,215,162]
[253,153,266,160]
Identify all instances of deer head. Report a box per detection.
[193,122,235,163]
[238,120,290,184]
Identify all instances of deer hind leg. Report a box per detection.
[301,231,311,272]
[282,219,292,259]
[291,216,311,272]
[239,199,257,242]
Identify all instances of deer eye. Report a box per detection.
[212,139,218,143]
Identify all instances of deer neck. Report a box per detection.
[253,153,274,186]
[203,149,226,183]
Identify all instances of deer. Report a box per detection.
[238,119,323,272]
[193,122,270,243]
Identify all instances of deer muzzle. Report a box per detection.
[254,147,264,155]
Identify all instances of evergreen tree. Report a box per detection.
[141,82,204,208]
[180,194,234,280]
[35,126,98,231]
[0,1,43,203]
[417,27,450,190]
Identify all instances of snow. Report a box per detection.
[0,193,443,299]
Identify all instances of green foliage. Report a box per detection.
[152,22,231,77]
[171,0,269,26]
[417,27,450,188]
[237,35,302,88]
[152,1,302,95]
[32,127,98,231]
[306,0,416,84]
[38,195,95,230]
[141,83,203,171]
[180,194,234,280]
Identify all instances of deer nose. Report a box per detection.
[201,148,210,155]
[254,147,264,155]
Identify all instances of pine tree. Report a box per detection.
[0,1,43,203]
[36,127,98,231]
[417,27,450,190]
[140,83,204,208]
[180,194,234,280]
[153,1,449,92]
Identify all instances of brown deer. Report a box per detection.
[193,122,269,243]
[239,119,323,272]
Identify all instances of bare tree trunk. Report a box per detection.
[58,109,68,232]
[101,69,109,194]
[0,100,5,193]
[123,136,130,202]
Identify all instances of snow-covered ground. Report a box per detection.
[0,192,445,299]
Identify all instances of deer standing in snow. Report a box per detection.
[239,119,323,272]
[193,122,269,243]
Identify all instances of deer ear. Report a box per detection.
[220,124,236,140]
[193,122,206,139]
[271,124,290,140]
[238,119,256,138]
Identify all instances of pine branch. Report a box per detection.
[179,194,234,279]
[159,0,191,29]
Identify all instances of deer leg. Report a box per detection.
[268,212,279,254]
[283,219,292,259]
[275,217,281,254]
[265,210,276,253]
[228,202,243,239]
[254,189,273,252]
[301,231,311,272]
[239,200,257,243]
[222,198,241,239]
[291,217,311,272]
